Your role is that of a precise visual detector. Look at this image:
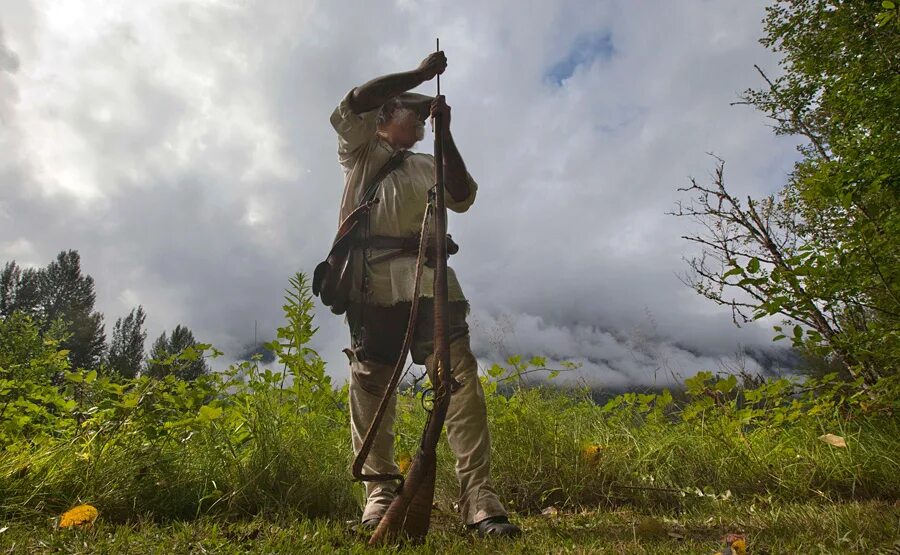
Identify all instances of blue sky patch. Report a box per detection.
[545,31,615,86]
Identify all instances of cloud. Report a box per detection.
[0,0,801,386]
[545,31,615,86]
[468,308,796,390]
[0,23,22,125]
[0,26,20,73]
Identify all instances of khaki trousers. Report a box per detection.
[347,301,507,525]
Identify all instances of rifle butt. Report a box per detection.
[368,449,437,545]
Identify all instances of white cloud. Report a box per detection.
[0,0,801,384]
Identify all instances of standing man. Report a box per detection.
[328,50,520,538]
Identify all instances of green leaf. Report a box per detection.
[883,1,895,9]
[118,393,140,408]
[684,371,713,395]
[840,190,854,209]
[714,375,737,394]
[747,258,760,273]
[180,346,199,362]
[487,364,505,378]
[84,370,97,384]
[876,10,895,26]
[529,356,547,368]
[198,404,223,422]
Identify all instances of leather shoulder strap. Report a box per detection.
[359,150,413,206]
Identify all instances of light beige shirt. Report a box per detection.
[330,88,478,306]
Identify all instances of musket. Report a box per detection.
[369,38,452,545]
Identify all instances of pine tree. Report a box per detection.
[168,324,210,380]
[39,251,106,371]
[0,262,42,318]
[144,325,210,380]
[0,252,106,371]
[145,332,170,379]
[0,262,19,316]
[106,306,147,379]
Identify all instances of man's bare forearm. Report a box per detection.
[349,71,425,114]
[349,52,445,114]
[442,129,470,202]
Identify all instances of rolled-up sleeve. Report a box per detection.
[330,88,377,162]
[447,171,478,213]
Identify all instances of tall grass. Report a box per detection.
[0,370,357,523]
[397,382,900,515]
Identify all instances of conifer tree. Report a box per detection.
[39,251,106,370]
[145,325,210,380]
[0,252,106,371]
[106,306,147,379]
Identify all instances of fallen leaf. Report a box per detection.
[541,506,559,517]
[59,504,99,529]
[580,443,604,465]
[635,517,666,539]
[819,433,847,448]
[720,533,747,555]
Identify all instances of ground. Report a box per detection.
[2,500,897,554]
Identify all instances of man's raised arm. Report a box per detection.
[348,51,447,114]
[430,95,473,204]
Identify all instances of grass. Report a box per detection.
[2,281,898,552]
[404,386,900,516]
[1,500,897,554]
[2,380,899,543]
[2,383,898,554]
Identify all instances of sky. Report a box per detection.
[0,0,803,389]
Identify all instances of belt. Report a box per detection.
[367,235,422,251]
[363,234,459,266]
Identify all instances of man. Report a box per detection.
[329,50,520,538]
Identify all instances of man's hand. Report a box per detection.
[416,51,447,81]
[432,95,469,203]
[430,95,451,127]
[348,52,444,114]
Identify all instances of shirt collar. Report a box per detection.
[376,135,406,155]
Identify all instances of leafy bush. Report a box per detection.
[0,313,75,446]
[1,273,355,523]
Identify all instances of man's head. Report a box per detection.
[376,98,426,150]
